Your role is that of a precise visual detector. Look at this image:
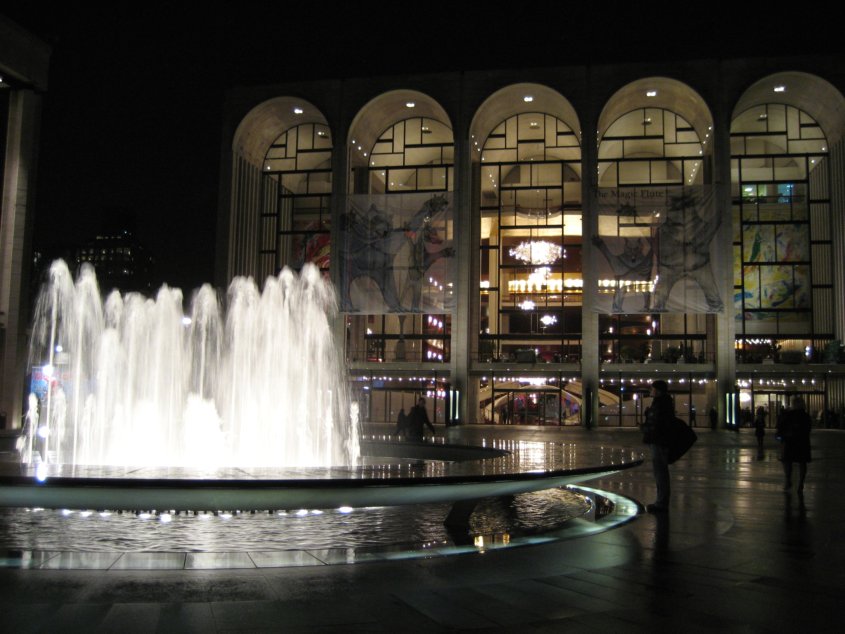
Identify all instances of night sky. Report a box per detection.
[3,3,838,293]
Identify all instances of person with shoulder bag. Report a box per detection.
[641,380,674,513]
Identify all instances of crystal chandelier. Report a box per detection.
[509,240,563,265]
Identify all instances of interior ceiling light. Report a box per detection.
[529,121,539,128]
[509,240,563,265]
[523,95,534,102]
[293,107,304,114]
[405,101,416,108]
[774,85,786,93]
[646,90,657,97]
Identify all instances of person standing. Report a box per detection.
[392,408,409,436]
[407,397,436,441]
[641,380,674,513]
[754,406,766,459]
[777,396,812,494]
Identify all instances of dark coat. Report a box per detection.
[777,408,812,463]
[407,404,434,440]
[642,393,674,446]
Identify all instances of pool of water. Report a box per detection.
[0,487,601,552]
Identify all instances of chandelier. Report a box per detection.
[509,240,563,265]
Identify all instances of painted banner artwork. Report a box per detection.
[594,186,724,313]
[340,192,455,314]
[735,223,811,322]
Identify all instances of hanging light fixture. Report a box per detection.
[509,240,563,265]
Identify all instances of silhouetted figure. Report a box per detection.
[641,380,674,513]
[742,407,753,428]
[709,406,717,430]
[407,397,435,441]
[754,406,766,459]
[777,396,812,494]
[392,408,409,436]
[500,406,509,425]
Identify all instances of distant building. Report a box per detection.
[0,15,50,428]
[74,229,155,295]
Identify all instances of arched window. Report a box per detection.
[345,116,455,365]
[597,107,710,365]
[479,112,582,365]
[367,117,453,193]
[261,123,332,275]
[731,104,832,362]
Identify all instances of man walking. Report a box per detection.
[406,397,436,441]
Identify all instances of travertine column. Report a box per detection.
[1,89,42,428]
[713,109,736,427]
[580,112,599,428]
[451,133,474,424]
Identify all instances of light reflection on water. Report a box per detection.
[0,488,598,552]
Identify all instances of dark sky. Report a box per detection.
[3,3,840,292]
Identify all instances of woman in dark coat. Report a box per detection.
[777,396,812,494]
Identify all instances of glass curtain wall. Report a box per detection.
[596,108,712,426]
[346,117,454,424]
[350,372,452,426]
[477,112,582,425]
[597,375,711,428]
[479,113,582,363]
[597,108,711,365]
[731,104,833,428]
[737,376,827,430]
[731,104,832,362]
[345,117,454,364]
[260,123,333,276]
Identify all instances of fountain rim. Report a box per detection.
[0,438,643,511]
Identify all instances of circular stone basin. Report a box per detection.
[0,487,590,551]
[0,436,643,512]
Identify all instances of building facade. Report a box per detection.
[217,54,845,430]
[0,16,49,429]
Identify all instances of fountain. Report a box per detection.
[0,261,642,541]
[21,260,358,470]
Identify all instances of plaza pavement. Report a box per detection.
[1,424,843,632]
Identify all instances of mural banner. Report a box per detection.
[340,192,455,314]
[594,186,724,313]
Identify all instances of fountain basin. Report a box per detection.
[0,437,642,511]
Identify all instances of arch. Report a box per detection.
[730,98,834,353]
[367,116,454,193]
[597,107,705,187]
[596,80,715,361]
[475,94,584,368]
[598,77,713,154]
[233,97,330,167]
[471,83,581,157]
[347,90,452,170]
[733,72,845,146]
